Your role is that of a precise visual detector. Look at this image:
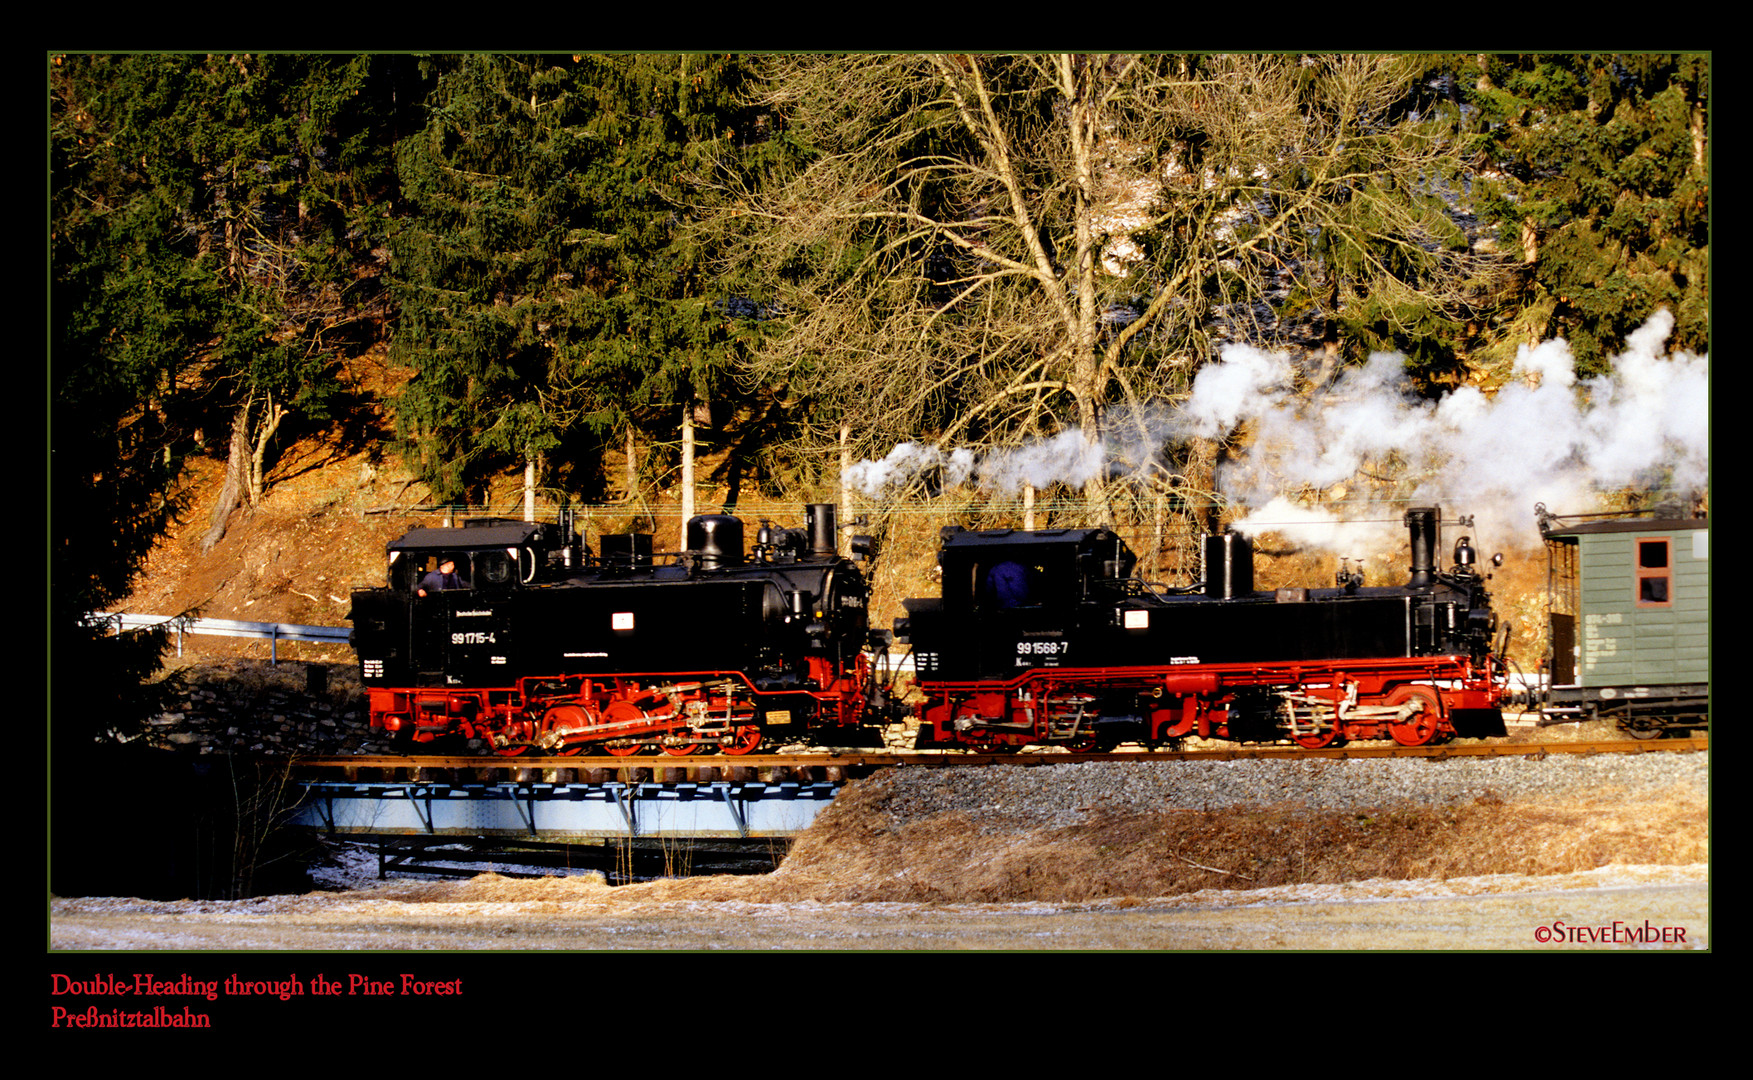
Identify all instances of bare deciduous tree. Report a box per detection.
[703,54,1496,522]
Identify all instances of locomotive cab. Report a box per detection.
[384,520,573,595]
[901,525,1135,680]
[939,525,1133,616]
[351,519,583,696]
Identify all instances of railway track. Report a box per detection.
[289,735,1706,780]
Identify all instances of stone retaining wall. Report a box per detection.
[140,659,392,756]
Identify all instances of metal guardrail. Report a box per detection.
[92,612,351,663]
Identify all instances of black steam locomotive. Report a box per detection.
[351,502,1508,755]
[897,506,1508,750]
[348,505,891,756]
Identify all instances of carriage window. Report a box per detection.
[1636,538,1672,606]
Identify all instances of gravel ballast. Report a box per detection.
[869,752,1707,831]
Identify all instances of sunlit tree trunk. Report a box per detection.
[202,406,251,553]
[681,407,696,525]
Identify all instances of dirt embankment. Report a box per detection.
[122,449,419,666]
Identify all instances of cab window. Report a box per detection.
[475,550,514,588]
[975,554,1072,612]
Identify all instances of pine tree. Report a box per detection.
[389,54,764,508]
[1454,53,1708,373]
[51,54,207,742]
[53,54,424,555]
[51,52,427,740]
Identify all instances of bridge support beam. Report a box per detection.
[292,779,841,840]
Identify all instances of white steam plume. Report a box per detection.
[845,311,1707,550]
[843,442,977,497]
[1211,309,1707,549]
[845,429,1118,499]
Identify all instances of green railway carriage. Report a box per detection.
[1536,505,1709,737]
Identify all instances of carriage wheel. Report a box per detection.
[661,737,705,756]
[1385,686,1442,747]
[600,740,645,757]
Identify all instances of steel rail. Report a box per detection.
[287,735,1706,776]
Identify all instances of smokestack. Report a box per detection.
[807,504,838,558]
[1405,507,1440,588]
[1204,531,1254,599]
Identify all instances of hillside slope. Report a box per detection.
[120,450,415,664]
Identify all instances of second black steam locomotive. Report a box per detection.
[350,503,1508,754]
[898,506,1507,750]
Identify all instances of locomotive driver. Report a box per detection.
[417,556,466,597]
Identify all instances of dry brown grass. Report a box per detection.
[763,782,1707,904]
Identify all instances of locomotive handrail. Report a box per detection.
[91,611,351,663]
